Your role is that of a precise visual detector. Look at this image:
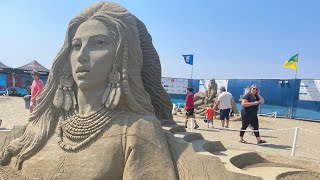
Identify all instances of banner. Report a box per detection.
[161,78,189,94]
[216,80,229,95]
[299,80,320,101]
[182,54,193,65]
[283,54,298,70]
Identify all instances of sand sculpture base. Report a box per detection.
[1,123,320,180]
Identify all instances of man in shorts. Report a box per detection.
[214,86,234,129]
[184,87,199,129]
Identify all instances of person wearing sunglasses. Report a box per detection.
[30,70,44,113]
[239,84,266,144]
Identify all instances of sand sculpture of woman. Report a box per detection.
[0,2,177,179]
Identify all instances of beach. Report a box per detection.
[0,96,320,179]
[0,96,30,129]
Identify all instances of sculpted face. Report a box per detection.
[70,19,117,90]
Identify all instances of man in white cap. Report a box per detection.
[213,86,234,128]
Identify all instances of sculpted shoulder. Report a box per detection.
[119,111,167,147]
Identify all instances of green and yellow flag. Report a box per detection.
[283,54,298,70]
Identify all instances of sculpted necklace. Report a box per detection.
[58,107,120,151]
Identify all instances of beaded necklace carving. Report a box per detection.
[58,107,120,151]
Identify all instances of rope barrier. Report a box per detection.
[185,117,319,157]
[197,118,293,132]
[220,127,295,132]
[0,129,11,132]
[299,128,320,134]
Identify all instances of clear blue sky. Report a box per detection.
[0,0,319,79]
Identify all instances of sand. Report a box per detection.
[0,96,320,179]
[0,96,30,129]
[174,111,320,173]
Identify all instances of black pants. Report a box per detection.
[240,113,260,137]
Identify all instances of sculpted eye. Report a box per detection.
[72,41,81,51]
[97,40,105,46]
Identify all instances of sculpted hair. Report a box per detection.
[0,2,173,168]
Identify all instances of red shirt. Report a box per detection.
[185,92,194,110]
[205,107,215,120]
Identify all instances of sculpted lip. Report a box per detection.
[76,67,90,73]
[75,68,90,78]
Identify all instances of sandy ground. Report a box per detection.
[0,96,320,178]
[173,112,320,171]
[0,96,30,129]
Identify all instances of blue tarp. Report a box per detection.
[168,78,320,121]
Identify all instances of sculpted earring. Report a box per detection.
[53,69,77,111]
[102,63,121,110]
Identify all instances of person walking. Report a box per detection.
[205,104,215,128]
[30,70,44,113]
[184,87,199,129]
[213,86,234,129]
[239,84,266,144]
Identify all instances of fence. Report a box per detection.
[186,117,320,158]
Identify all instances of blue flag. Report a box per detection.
[182,54,193,65]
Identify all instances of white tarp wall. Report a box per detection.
[161,77,188,94]
[198,79,229,94]
[299,80,320,101]
[199,79,207,92]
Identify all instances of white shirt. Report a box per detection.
[217,92,233,109]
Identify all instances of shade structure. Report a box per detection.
[0,62,13,74]
[14,60,49,76]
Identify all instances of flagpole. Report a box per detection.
[191,54,194,80]
[191,54,194,87]
[291,55,299,119]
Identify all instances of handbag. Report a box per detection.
[204,115,208,123]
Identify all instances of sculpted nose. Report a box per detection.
[77,45,89,63]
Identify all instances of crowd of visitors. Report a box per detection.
[183,84,266,144]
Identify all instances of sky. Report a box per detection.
[0,0,319,79]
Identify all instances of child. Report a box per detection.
[205,104,215,128]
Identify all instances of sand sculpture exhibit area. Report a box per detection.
[0,2,319,179]
[1,96,320,179]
